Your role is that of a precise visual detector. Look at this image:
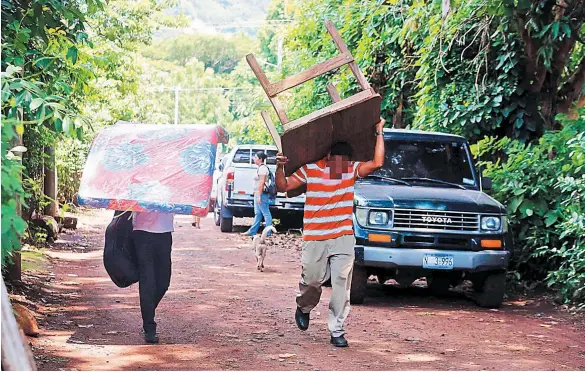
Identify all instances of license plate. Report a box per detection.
[423,253,454,270]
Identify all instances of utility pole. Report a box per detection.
[174,85,180,125]
[278,0,287,70]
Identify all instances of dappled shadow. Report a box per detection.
[362,281,481,310]
[33,210,585,371]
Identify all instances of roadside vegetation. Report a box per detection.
[2,0,584,308]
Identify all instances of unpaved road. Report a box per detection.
[27,210,584,370]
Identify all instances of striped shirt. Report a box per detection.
[292,159,361,241]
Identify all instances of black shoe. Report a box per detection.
[330,335,348,347]
[295,307,310,331]
[144,331,159,344]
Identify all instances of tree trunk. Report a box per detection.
[43,145,57,217]
[392,92,405,129]
[442,0,450,18]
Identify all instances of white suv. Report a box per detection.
[213,144,305,232]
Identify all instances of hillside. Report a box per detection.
[161,0,271,36]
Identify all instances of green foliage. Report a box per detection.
[282,0,583,139]
[227,115,274,147]
[1,0,177,262]
[1,0,102,262]
[473,109,585,306]
[142,33,258,73]
[1,123,27,266]
[131,57,234,125]
[56,138,89,206]
[281,0,417,125]
[257,0,287,66]
[277,0,585,306]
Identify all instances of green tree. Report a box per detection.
[142,33,258,73]
[280,0,584,140]
[1,0,178,263]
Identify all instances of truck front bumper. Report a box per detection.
[355,246,509,272]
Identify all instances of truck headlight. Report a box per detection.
[355,208,393,227]
[355,207,392,227]
[481,216,501,231]
[369,210,390,225]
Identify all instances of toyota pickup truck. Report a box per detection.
[351,129,510,308]
[213,144,305,232]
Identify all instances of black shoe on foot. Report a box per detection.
[144,331,159,344]
[330,335,348,347]
[295,307,310,331]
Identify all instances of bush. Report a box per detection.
[56,138,89,206]
[473,110,585,308]
[1,122,27,265]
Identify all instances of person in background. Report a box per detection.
[192,215,201,228]
[131,211,174,344]
[274,118,386,347]
[241,151,274,237]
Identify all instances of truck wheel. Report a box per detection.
[476,272,506,308]
[220,216,233,232]
[427,274,451,296]
[471,274,486,292]
[219,206,233,233]
[350,265,368,305]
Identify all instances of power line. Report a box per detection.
[196,19,293,27]
[144,87,258,92]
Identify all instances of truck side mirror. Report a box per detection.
[218,163,224,172]
[482,177,492,191]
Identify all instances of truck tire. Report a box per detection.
[471,273,487,292]
[219,206,233,233]
[350,265,368,305]
[476,272,506,308]
[427,274,451,296]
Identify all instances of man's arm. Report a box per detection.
[357,118,386,178]
[275,155,305,192]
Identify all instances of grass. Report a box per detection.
[21,249,49,272]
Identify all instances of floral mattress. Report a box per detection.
[78,122,229,216]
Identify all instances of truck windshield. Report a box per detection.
[232,149,278,165]
[373,139,476,187]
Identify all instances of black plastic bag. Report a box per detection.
[104,210,139,288]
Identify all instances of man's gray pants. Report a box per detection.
[296,235,355,337]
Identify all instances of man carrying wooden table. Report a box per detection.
[275,118,385,347]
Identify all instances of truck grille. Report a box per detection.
[393,209,479,232]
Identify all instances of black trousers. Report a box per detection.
[132,231,172,333]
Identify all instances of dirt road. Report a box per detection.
[28,210,584,370]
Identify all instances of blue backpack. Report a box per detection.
[261,165,277,197]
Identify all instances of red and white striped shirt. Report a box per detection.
[291,159,361,241]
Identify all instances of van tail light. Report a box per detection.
[226,169,235,191]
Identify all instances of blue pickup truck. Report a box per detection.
[351,129,510,308]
